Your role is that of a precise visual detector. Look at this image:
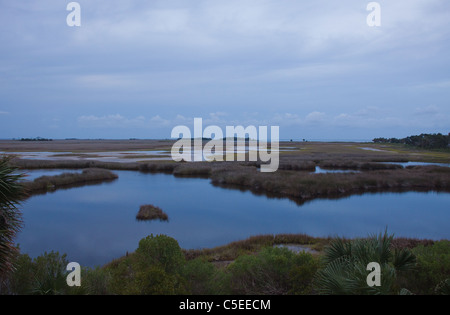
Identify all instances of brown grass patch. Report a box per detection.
[136,204,169,222]
[22,168,118,197]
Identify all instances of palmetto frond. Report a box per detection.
[0,156,26,280]
[315,257,358,295]
[316,229,415,295]
[392,248,416,272]
[322,237,352,265]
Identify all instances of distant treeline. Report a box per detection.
[19,137,52,142]
[373,133,450,149]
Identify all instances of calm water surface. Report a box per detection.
[16,170,450,267]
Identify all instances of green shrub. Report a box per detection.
[31,251,70,295]
[227,246,318,295]
[182,258,229,295]
[107,235,187,295]
[81,266,112,295]
[106,256,136,295]
[289,253,320,294]
[5,253,34,294]
[6,251,71,295]
[409,241,450,294]
[135,234,185,274]
[134,265,186,295]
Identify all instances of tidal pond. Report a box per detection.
[16,170,450,267]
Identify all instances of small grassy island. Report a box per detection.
[136,204,169,222]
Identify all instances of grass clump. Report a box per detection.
[136,205,168,222]
[22,168,118,196]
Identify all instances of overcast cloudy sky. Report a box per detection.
[0,0,449,140]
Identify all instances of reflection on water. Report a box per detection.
[314,166,360,174]
[380,161,450,168]
[16,170,450,267]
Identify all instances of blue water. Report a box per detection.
[16,170,450,267]
[380,162,450,168]
[314,166,359,174]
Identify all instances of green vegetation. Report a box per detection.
[182,257,227,294]
[136,205,169,221]
[1,232,448,295]
[4,251,72,295]
[314,231,416,295]
[105,234,188,295]
[0,157,25,284]
[227,246,319,295]
[373,133,450,150]
[406,241,450,294]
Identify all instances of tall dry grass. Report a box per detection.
[22,168,118,196]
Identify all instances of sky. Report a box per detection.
[0,0,449,141]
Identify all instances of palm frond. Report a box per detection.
[0,156,25,278]
[393,248,416,272]
[316,229,414,295]
[314,257,357,295]
[322,237,352,265]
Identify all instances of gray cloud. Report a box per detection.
[1,0,449,139]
